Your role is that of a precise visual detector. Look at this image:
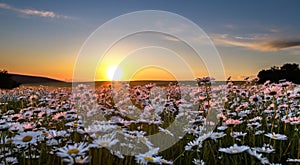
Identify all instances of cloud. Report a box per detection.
[162,35,181,42]
[262,40,300,50]
[19,9,56,18]
[0,2,72,19]
[0,3,11,10]
[211,33,300,51]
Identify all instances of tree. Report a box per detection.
[257,63,300,84]
[0,70,20,89]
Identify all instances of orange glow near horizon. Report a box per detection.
[129,67,177,81]
[7,60,256,82]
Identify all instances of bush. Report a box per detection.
[0,70,20,89]
[257,63,300,84]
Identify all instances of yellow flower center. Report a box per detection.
[99,142,109,147]
[73,122,78,127]
[272,135,278,139]
[230,148,238,152]
[7,139,13,143]
[67,148,79,155]
[42,131,48,136]
[22,135,33,142]
[144,156,154,162]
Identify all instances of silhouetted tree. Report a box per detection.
[257,63,300,84]
[0,70,20,89]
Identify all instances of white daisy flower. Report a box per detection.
[62,155,90,165]
[210,132,226,141]
[158,126,174,137]
[247,149,269,164]
[135,148,162,165]
[287,158,300,162]
[264,133,287,140]
[219,144,250,154]
[56,142,89,158]
[193,158,205,165]
[230,132,247,138]
[252,144,275,153]
[89,135,118,149]
[12,131,40,147]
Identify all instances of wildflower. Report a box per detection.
[47,130,69,139]
[252,144,275,153]
[247,149,270,164]
[135,148,162,165]
[217,114,227,121]
[23,110,33,119]
[249,116,262,122]
[196,77,215,85]
[217,125,228,131]
[56,142,89,158]
[185,133,211,151]
[185,139,203,151]
[247,122,262,129]
[193,159,205,165]
[84,123,117,133]
[138,135,153,149]
[219,144,250,154]
[184,127,199,135]
[62,155,90,165]
[89,135,118,149]
[0,122,10,131]
[110,150,124,159]
[284,117,300,125]
[249,95,262,103]
[210,132,226,141]
[158,126,174,137]
[264,86,281,96]
[264,133,287,140]
[286,158,300,163]
[230,132,247,138]
[160,159,173,164]
[4,157,18,164]
[46,139,59,146]
[255,130,265,135]
[65,120,83,128]
[53,112,67,120]
[12,131,40,147]
[225,119,242,126]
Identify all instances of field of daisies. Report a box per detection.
[0,78,299,165]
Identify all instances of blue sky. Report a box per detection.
[1,1,300,81]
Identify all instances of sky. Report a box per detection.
[1,1,300,81]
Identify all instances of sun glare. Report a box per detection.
[106,66,123,81]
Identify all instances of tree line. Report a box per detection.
[257,63,300,84]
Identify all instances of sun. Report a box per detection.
[106,66,123,81]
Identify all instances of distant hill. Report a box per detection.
[9,74,65,85]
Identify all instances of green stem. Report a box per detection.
[207,141,216,164]
[173,150,185,163]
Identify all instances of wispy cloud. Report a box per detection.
[262,40,300,50]
[0,3,72,19]
[211,33,300,51]
[162,35,181,42]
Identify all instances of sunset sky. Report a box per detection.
[1,1,300,81]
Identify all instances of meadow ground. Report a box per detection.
[0,79,299,164]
